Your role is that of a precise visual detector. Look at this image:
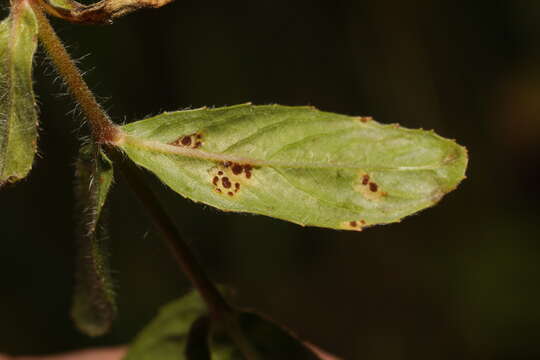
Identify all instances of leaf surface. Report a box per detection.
[117,104,467,231]
[0,0,39,186]
[71,144,116,336]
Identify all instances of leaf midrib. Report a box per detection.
[121,134,447,171]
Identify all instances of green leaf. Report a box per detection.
[0,0,39,186]
[116,104,468,231]
[125,292,339,360]
[124,291,208,360]
[71,144,116,337]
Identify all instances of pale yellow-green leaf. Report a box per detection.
[0,0,38,186]
[116,104,468,231]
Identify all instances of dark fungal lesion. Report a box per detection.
[169,133,203,149]
[209,162,255,197]
[362,174,370,185]
[343,219,366,231]
[354,172,386,200]
[356,116,373,123]
[221,176,232,189]
[226,162,253,179]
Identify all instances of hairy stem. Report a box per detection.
[106,147,233,319]
[32,3,261,358]
[107,148,262,360]
[32,1,120,143]
[30,0,227,314]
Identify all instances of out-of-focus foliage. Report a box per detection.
[125,292,330,359]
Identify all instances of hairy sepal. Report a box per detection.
[72,143,116,337]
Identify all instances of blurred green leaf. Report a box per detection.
[71,144,116,337]
[117,104,468,231]
[124,291,208,360]
[0,0,38,186]
[125,292,339,360]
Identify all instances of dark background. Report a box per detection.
[1,0,540,359]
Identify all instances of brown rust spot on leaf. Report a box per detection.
[354,172,386,201]
[169,133,203,149]
[342,219,366,231]
[222,177,231,188]
[443,150,460,165]
[356,116,373,123]
[181,136,191,146]
[232,164,243,175]
[362,174,370,185]
[209,162,256,196]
